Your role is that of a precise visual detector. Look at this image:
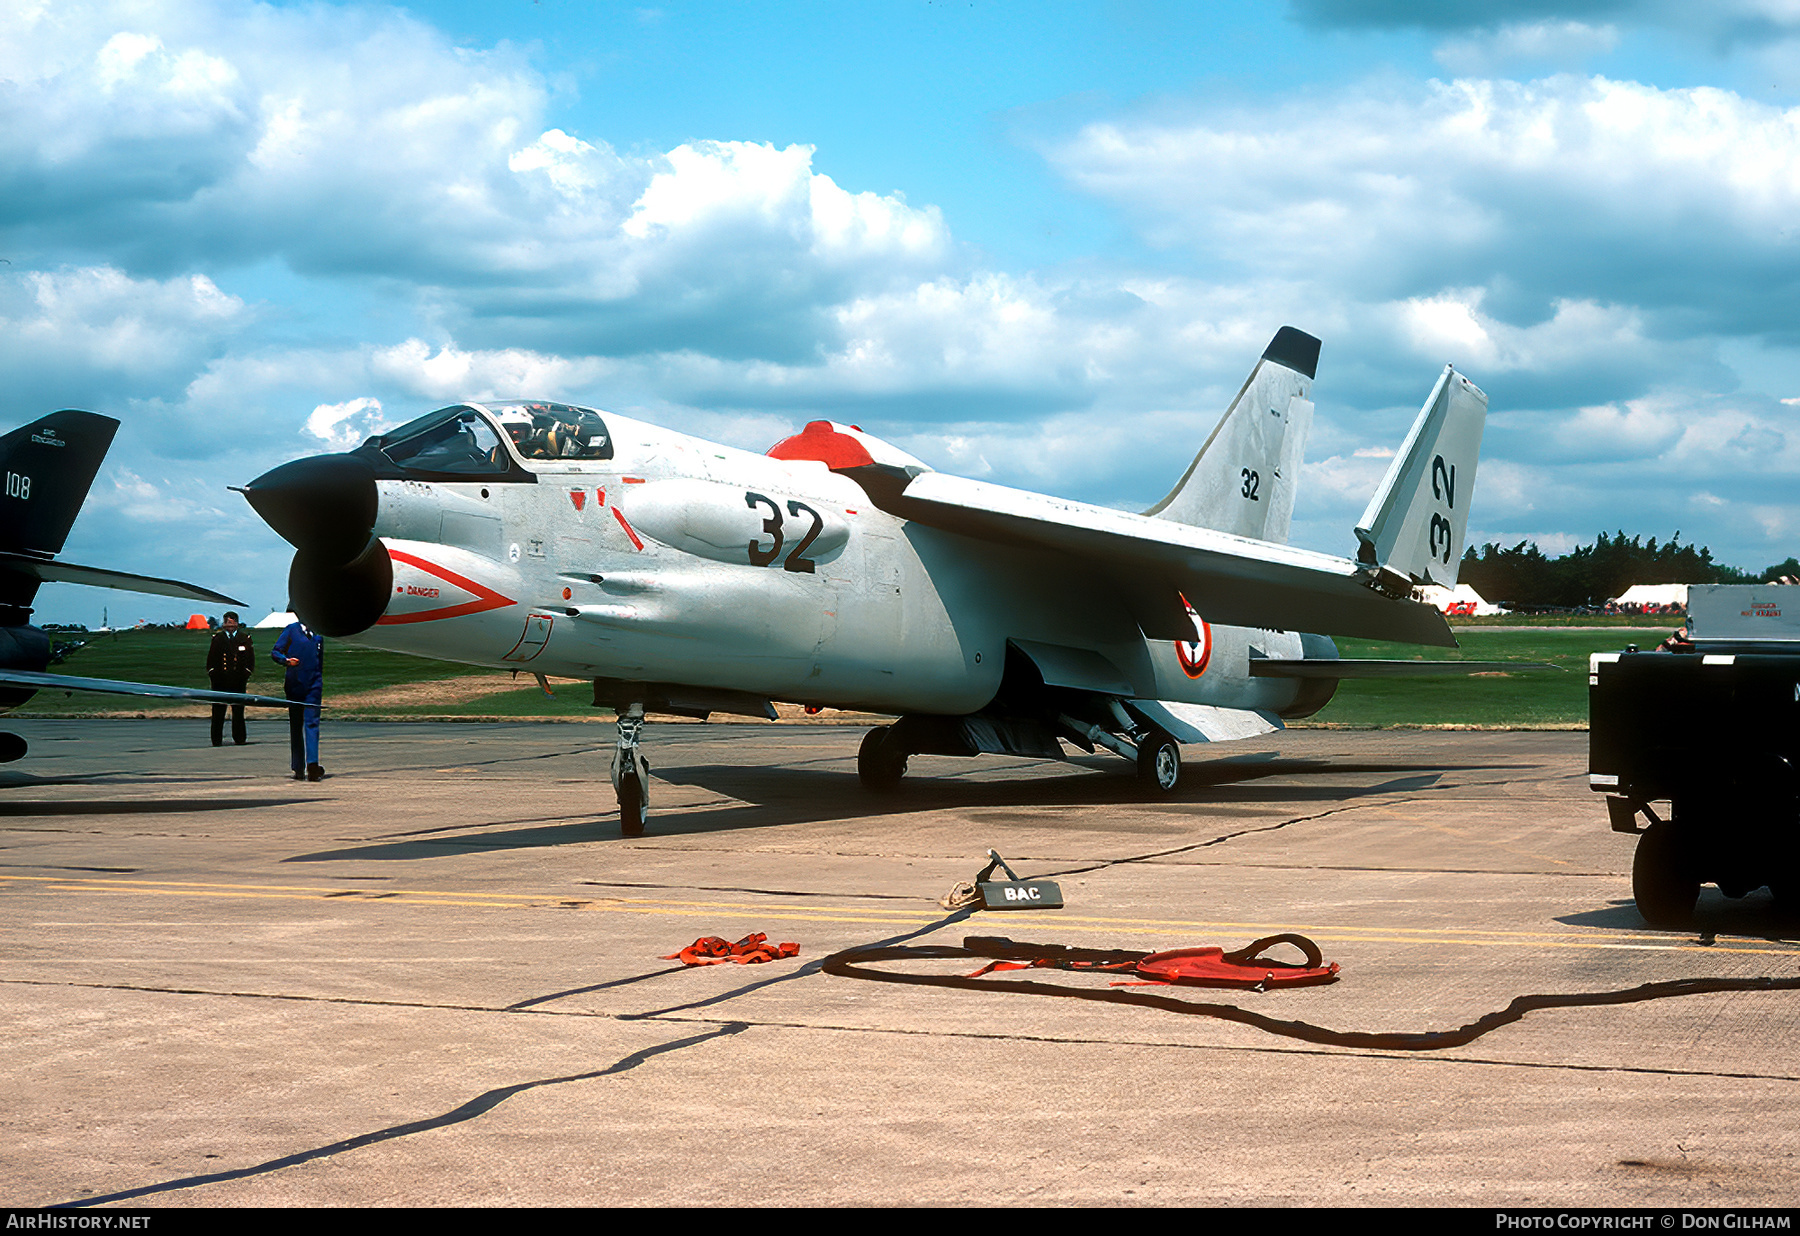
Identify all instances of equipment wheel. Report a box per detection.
[858,726,907,792]
[1770,851,1800,915]
[618,771,645,838]
[1633,819,1699,928]
[1772,876,1799,915]
[1136,730,1181,794]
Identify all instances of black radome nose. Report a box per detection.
[242,452,378,564]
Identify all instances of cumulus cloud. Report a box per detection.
[0,265,246,413]
[1433,21,1620,74]
[9,0,1800,617]
[1288,1,1800,37]
[303,397,389,449]
[1,2,950,363]
[1049,75,1800,343]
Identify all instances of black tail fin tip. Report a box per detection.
[1262,327,1321,380]
[0,410,120,558]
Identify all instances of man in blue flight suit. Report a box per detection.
[271,617,325,781]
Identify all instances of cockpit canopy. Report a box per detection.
[363,401,613,480]
[481,401,614,462]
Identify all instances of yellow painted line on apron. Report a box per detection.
[8,874,1799,956]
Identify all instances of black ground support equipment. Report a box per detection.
[822,936,1800,1051]
[1590,594,1800,926]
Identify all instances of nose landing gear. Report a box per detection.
[611,703,650,837]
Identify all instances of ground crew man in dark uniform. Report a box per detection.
[206,611,255,746]
[271,618,325,781]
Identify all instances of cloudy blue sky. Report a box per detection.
[7,0,1800,624]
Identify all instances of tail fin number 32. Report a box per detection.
[1428,456,1455,565]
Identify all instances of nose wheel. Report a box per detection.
[611,704,651,836]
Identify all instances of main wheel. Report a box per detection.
[1136,730,1181,794]
[618,771,645,838]
[1633,819,1698,928]
[858,726,907,792]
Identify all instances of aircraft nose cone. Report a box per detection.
[242,452,378,563]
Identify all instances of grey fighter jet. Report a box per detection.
[242,328,1492,834]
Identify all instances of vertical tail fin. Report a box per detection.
[0,411,118,558]
[1143,326,1318,544]
[1354,367,1487,590]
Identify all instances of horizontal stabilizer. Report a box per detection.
[0,669,302,708]
[0,552,244,605]
[1249,659,1554,678]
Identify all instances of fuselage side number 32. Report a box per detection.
[745,491,823,574]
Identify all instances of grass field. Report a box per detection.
[26,628,496,716]
[19,622,1672,728]
[1308,626,1669,727]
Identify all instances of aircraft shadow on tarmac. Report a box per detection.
[283,753,1524,864]
[0,796,317,816]
[1558,894,1800,942]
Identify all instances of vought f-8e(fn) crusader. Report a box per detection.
[243,328,1496,834]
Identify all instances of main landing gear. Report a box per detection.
[611,703,650,837]
[858,726,908,791]
[1135,730,1182,793]
[856,708,1183,795]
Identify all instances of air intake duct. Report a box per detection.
[244,452,390,637]
[288,539,393,638]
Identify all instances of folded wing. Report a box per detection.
[840,360,1487,649]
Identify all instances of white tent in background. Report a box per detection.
[1611,584,1689,610]
[254,611,296,629]
[1417,583,1504,617]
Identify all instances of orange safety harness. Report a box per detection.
[663,932,800,966]
[961,932,1339,991]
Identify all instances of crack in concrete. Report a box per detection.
[1037,800,1393,879]
[50,1022,749,1209]
[574,878,932,903]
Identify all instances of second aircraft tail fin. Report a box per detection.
[1143,326,1318,544]
[0,410,119,558]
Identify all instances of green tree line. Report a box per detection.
[1459,532,1800,608]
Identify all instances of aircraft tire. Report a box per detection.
[1633,819,1698,928]
[618,772,646,838]
[858,726,907,792]
[1136,731,1181,794]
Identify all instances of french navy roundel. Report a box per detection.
[1174,592,1212,678]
